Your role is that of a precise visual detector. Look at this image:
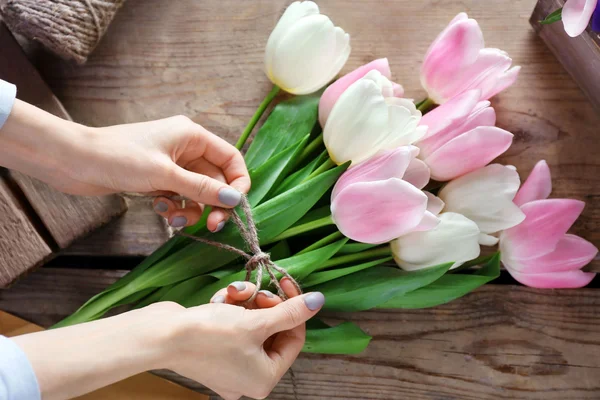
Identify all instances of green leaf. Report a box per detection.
[245,95,319,170]
[247,135,309,207]
[540,7,562,24]
[315,264,452,312]
[303,321,372,354]
[154,275,216,305]
[180,238,348,307]
[377,253,501,309]
[302,257,393,288]
[271,150,329,197]
[336,243,378,255]
[53,163,348,328]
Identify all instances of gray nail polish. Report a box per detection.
[304,292,325,311]
[213,220,225,233]
[218,188,242,207]
[170,216,188,228]
[259,290,274,298]
[229,281,246,291]
[154,201,168,213]
[212,295,225,303]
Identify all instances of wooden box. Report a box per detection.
[0,22,127,287]
[531,0,600,111]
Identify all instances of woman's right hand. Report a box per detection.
[161,284,324,400]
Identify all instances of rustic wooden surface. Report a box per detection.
[1,268,600,399]
[0,21,127,252]
[531,0,600,112]
[0,176,51,287]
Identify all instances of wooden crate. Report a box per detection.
[0,21,127,286]
[531,0,600,111]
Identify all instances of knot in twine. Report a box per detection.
[175,195,302,303]
[1,0,127,64]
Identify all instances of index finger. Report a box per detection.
[194,126,251,194]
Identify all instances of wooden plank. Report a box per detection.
[1,267,599,399]
[0,21,127,250]
[531,0,600,112]
[30,0,599,261]
[0,177,52,287]
[0,311,209,400]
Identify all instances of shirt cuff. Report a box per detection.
[0,79,16,129]
[0,336,41,400]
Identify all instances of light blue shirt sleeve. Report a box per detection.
[0,79,16,129]
[0,335,41,400]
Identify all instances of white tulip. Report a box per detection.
[324,70,427,165]
[438,164,525,243]
[391,212,481,271]
[265,1,351,95]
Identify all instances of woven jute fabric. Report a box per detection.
[1,0,126,64]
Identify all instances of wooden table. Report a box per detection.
[2,0,600,398]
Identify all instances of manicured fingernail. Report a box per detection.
[259,290,274,298]
[212,295,225,303]
[170,216,187,228]
[218,187,242,207]
[154,201,168,213]
[213,220,225,233]
[304,292,325,311]
[229,281,246,292]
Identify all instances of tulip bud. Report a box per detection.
[421,13,520,104]
[562,0,599,37]
[416,89,513,181]
[391,212,481,271]
[324,70,426,166]
[265,1,351,95]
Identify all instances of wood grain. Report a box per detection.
[1,268,599,399]
[0,21,127,250]
[29,0,600,261]
[0,177,51,287]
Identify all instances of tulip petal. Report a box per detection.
[426,126,513,181]
[486,66,521,101]
[457,48,515,101]
[425,191,445,215]
[331,178,428,244]
[403,158,431,189]
[331,146,416,199]
[504,234,598,273]
[500,199,586,261]
[479,233,499,246]
[319,58,392,126]
[508,269,596,289]
[412,211,441,232]
[513,160,552,207]
[563,0,598,37]
[439,164,525,234]
[391,212,481,271]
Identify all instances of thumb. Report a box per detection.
[261,292,325,336]
[168,165,242,208]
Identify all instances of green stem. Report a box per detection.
[306,158,336,181]
[296,133,324,165]
[416,98,436,114]
[298,231,345,255]
[235,85,281,150]
[264,215,335,244]
[320,246,392,269]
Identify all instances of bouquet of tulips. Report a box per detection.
[56,2,598,354]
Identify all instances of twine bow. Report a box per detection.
[175,195,302,303]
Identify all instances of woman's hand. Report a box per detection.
[12,284,324,400]
[0,100,250,231]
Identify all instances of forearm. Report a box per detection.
[0,99,88,181]
[12,307,171,400]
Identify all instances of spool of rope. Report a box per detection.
[1,0,126,64]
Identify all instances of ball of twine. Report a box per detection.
[1,0,126,64]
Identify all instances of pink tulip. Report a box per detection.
[319,58,404,127]
[421,13,521,104]
[500,160,598,288]
[331,146,438,244]
[416,89,512,181]
[563,0,598,37]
